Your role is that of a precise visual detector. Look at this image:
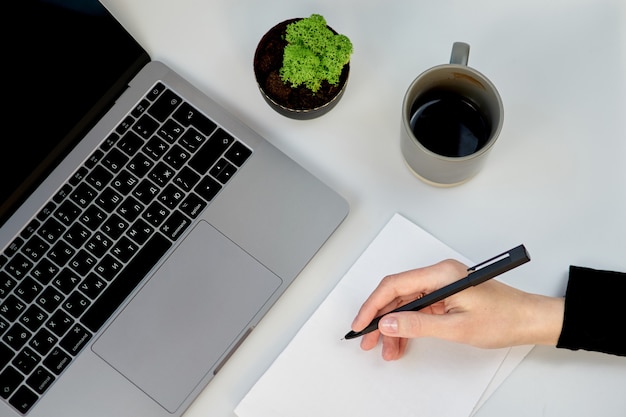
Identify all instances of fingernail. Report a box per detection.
[379,316,398,334]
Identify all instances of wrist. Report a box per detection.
[523,293,565,346]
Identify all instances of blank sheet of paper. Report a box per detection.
[235,213,518,417]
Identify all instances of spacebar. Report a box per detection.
[81,233,172,332]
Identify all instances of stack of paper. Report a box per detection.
[235,213,531,417]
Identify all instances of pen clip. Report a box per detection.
[467,245,530,273]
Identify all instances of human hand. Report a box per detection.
[350,259,564,361]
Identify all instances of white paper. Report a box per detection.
[236,213,527,417]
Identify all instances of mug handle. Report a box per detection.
[450,42,470,66]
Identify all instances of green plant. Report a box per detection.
[279,14,353,93]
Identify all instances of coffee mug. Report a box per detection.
[400,42,504,186]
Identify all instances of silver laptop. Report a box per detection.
[0,1,348,416]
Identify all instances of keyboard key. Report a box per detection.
[0,366,24,399]
[148,89,182,122]
[45,310,74,338]
[9,385,39,414]
[146,82,165,101]
[60,323,91,356]
[3,323,31,350]
[5,253,33,280]
[173,102,217,136]
[79,205,107,230]
[0,341,13,369]
[30,258,60,286]
[16,283,45,311]
[36,202,56,222]
[78,273,107,300]
[68,250,97,276]
[48,241,76,267]
[38,218,65,243]
[85,165,113,191]
[117,196,144,223]
[143,202,170,227]
[119,130,145,158]
[158,184,185,209]
[100,133,119,152]
[1,295,27,322]
[52,268,81,295]
[12,347,40,374]
[157,119,184,143]
[5,238,23,258]
[68,166,89,186]
[85,149,104,169]
[142,135,169,160]
[54,200,82,225]
[36,287,63,314]
[95,187,123,212]
[101,214,128,240]
[173,166,200,192]
[131,115,159,140]
[110,237,138,264]
[111,170,139,195]
[26,366,55,395]
[94,255,123,281]
[188,129,233,174]
[63,222,92,249]
[53,184,73,203]
[160,211,191,241]
[1,272,17,299]
[131,99,150,118]
[43,347,71,375]
[127,152,154,177]
[70,183,98,208]
[194,176,222,202]
[126,219,154,245]
[62,292,91,319]
[163,144,190,170]
[20,304,48,332]
[85,232,113,258]
[133,179,160,205]
[29,328,58,356]
[179,127,206,152]
[101,148,129,174]
[21,235,49,262]
[149,162,176,187]
[116,115,134,135]
[20,219,41,240]
[225,141,253,166]
[210,158,237,184]
[178,193,207,219]
[81,233,172,332]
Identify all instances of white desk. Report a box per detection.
[103,1,626,415]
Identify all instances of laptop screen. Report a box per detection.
[1,0,149,225]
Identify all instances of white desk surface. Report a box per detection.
[104,0,626,415]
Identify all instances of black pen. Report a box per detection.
[344,244,531,340]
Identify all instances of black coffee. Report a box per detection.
[409,89,490,157]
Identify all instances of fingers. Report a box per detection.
[351,260,468,332]
[378,311,465,342]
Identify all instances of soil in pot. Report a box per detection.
[253,18,350,117]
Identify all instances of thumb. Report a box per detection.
[378,311,462,341]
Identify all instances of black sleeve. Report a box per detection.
[556,266,626,356]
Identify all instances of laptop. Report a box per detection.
[0,1,348,416]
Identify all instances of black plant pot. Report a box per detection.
[253,18,350,120]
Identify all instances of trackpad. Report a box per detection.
[92,220,282,412]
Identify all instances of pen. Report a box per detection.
[343,244,531,340]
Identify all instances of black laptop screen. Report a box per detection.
[1,0,149,225]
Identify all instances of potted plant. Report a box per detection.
[253,14,353,119]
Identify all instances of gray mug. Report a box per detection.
[400,42,504,186]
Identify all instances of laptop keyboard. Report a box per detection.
[0,82,252,415]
